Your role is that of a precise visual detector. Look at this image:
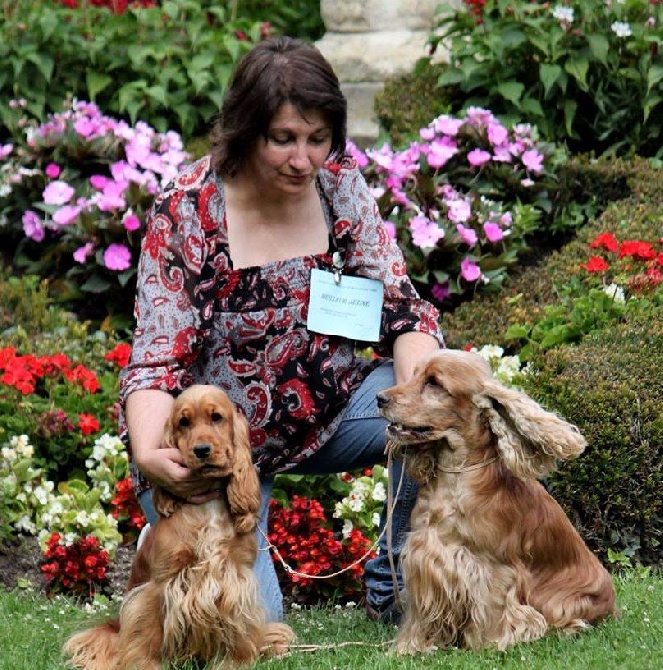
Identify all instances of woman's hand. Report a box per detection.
[393,331,441,384]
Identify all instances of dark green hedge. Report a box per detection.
[526,306,663,565]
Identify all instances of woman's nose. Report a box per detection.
[289,142,311,169]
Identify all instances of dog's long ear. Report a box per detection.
[226,411,261,534]
[472,379,587,479]
[152,486,182,518]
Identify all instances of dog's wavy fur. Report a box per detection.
[63,384,293,669]
[377,350,617,654]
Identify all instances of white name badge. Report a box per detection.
[307,268,383,342]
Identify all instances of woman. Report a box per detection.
[119,36,444,624]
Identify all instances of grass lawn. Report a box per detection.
[1,570,660,669]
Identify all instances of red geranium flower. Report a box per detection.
[581,256,609,273]
[78,413,101,436]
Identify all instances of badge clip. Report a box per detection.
[332,251,344,285]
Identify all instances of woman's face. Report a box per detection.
[245,103,333,196]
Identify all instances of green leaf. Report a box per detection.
[587,35,609,64]
[539,63,563,97]
[563,98,578,137]
[497,81,525,105]
[564,56,589,91]
[644,95,663,122]
[25,53,54,82]
[86,72,113,101]
[505,324,531,340]
[647,65,663,93]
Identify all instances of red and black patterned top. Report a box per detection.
[119,155,443,493]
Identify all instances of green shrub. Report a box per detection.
[374,61,460,148]
[430,1,663,157]
[0,0,261,143]
[525,306,663,565]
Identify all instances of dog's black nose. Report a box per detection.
[193,443,212,460]
[376,392,388,408]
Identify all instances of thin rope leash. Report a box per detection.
[258,445,406,583]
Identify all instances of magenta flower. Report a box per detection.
[467,148,491,168]
[432,115,463,136]
[122,213,141,231]
[53,205,82,226]
[22,210,45,242]
[45,163,61,179]
[90,175,109,190]
[487,121,508,147]
[426,137,458,169]
[96,180,128,212]
[103,243,132,271]
[522,149,544,172]
[460,258,481,282]
[431,282,450,302]
[43,180,75,206]
[383,221,397,240]
[0,143,13,159]
[410,215,445,249]
[456,224,478,247]
[73,242,95,264]
[484,222,504,243]
[446,198,472,223]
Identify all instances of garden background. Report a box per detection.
[0,1,662,668]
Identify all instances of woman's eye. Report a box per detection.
[270,135,291,145]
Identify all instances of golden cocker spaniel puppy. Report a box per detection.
[63,384,293,669]
[377,350,617,654]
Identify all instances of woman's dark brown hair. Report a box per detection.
[210,36,347,177]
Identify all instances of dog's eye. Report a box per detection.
[425,375,440,387]
[178,416,191,429]
[210,411,224,423]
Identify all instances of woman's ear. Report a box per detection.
[226,412,261,534]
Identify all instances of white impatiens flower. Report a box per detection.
[372,512,381,528]
[611,21,632,38]
[552,6,574,23]
[371,482,387,502]
[603,283,626,303]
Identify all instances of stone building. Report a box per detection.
[316,0,457,145]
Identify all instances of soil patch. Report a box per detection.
[0,535,136,599]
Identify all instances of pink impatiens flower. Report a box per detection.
[484,221,504,243]
[122,213,141,231]
[460,258,481,282]
[45,163,61,179]
[74,242,95,264]
[467,148,492,168]
[22,210,45,242]
[53,205,82,226]
[410,215,444,249]
[521,149,544,173]
[456,224,478,247]
[426,137,458,169]
[103,243,132,271]
[446,198,472,223]
[43,180,75,206]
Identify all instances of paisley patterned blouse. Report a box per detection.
[119,155,444,493]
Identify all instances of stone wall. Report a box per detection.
[316,0,458,146]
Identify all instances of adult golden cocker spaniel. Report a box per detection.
[377,349,617,654]
[63,384,293,669]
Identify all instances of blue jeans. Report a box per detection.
[138,361,417,622]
